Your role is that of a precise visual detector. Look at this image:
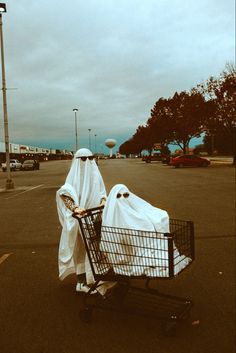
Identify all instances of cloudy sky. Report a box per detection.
[0,0,234,153]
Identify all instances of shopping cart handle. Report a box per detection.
[72,205,104,218]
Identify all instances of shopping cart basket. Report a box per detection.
[74,206,195,334]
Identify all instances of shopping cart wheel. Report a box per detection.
[161,320,177,336]
[79,308,93,323]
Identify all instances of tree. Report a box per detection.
[199,65,236,163]
[119,139,135,157]
[119,64,235,162]
[132,125,153,155]
[119,125,155,156]
[149,98,173,147]
[150,92,207,154]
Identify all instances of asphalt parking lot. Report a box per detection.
[0,159,235,353]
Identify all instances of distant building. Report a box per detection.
[0,140,73,163]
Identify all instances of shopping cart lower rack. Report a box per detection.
[74,206,195,335]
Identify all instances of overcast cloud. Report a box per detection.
[0,0,234,152]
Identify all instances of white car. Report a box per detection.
[1,159,22,172]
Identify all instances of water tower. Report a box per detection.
[105,139,116,158]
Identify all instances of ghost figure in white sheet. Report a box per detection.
[101,184,191,277]
[56,148,107,282]
[100,184,173,276]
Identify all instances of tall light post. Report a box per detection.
[88,128,91,151]
[94,134,97,154]
[0,3,14,189]
[73,108,78,151]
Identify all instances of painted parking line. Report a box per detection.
[5,184,44,200]
[0,253,12,265]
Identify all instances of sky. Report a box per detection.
[0,0,235,153]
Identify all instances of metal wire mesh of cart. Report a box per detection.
[77,207,194,280]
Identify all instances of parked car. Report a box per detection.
[170,154,210,168]
[1,159,22,172]
[143,154,162,163]
[21,159,40,171]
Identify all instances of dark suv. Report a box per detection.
[143,154,162,163]
[21,159,40,171]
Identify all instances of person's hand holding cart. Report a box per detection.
[73,207,86,216]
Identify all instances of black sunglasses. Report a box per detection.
[77,156,94,161]
[116,192,130,199]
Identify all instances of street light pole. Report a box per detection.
[0,3,14,189]
[94,134,97,154]
[88,129,91,150]
[73,108,78,151]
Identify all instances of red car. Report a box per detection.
[170,154,210,168]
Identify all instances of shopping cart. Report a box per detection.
[73,206,195,335]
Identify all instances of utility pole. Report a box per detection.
[0,4,14,189]
[73,108,78,151]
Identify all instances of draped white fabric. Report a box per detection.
[56,148,107,281]
[100,184,191,277]
[64,148,106,210]
[102,184,169,232]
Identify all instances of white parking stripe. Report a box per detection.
[0,253,12,265]
[5,184,44,199]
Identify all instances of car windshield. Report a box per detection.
[24,160,34,164]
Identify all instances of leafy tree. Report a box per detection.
[131,125,153,155]
[119,125,155,156]
[119,64,235,163]
[135,124,154,155]
[150,92,207,154]
[198,65,236,163]
[148,98,173,147]
[170,91,208,153]
[119,139,134,157]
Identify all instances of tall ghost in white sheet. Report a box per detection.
[56,148,107,281]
